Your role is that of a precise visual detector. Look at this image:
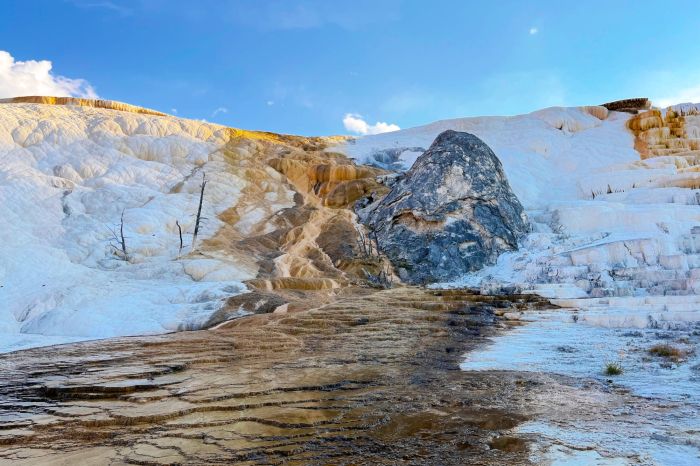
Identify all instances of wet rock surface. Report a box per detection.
[203,291,287,328]
[0,287,552,465]
[361,130,528,284]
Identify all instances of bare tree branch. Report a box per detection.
[176,219,183,257]
[108,209,129,261]
[191,173,207,250]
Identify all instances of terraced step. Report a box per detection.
[0,287,553,465]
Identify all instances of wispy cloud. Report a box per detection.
[67,0,133,16]
[212,107,228,118]
[653,83,700,108]
[343,113,400,135]
[269,81,314,109]
[0,50,97,99]
[633,70,700,108]
[230,0,401,31]
[529,27,538,35]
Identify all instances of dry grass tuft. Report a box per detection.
[649,344,686,361]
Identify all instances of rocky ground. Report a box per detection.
[0,287,554,465]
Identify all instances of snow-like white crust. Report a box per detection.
[4,101,699,352]
[668,102,700,116]
[348,105,700,462]
[0,103,295,352]
[339,105,700,307]
[341,106,636,209]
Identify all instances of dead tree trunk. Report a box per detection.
[119,210,127,260]
[176,220,183,257]
[191,173,207,249]
[109,209,129,261]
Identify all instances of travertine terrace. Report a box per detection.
[0,288,553,465]
[0,97,389,349]
[2,96,700,464]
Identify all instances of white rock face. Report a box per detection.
[342,106,637,209]
[339,105,700,309]
[0,103,295,352]
[4,100,698,353]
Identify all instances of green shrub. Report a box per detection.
[604,362,623,376]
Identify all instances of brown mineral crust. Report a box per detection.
[0,287,553,465]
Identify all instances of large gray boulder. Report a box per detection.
[361,130,528,284]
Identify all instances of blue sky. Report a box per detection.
[2,0,700,135]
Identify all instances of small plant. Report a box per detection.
[604,362,623,376]
[649,344,685,361]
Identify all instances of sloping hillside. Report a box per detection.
[4,96,700,352]
[0,98,381,352]
[340,101,700,322]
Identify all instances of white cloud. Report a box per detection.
[68,0,132,16]
[0,50,97,99]
[653,84,700,108]
[343,113,400,135]
[529,27,538,35]
[211,107,228,117]
[171,108,178,114]
[266,100,274,106]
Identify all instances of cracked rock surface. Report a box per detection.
[0,287,552,465]
[361,130,528,284]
